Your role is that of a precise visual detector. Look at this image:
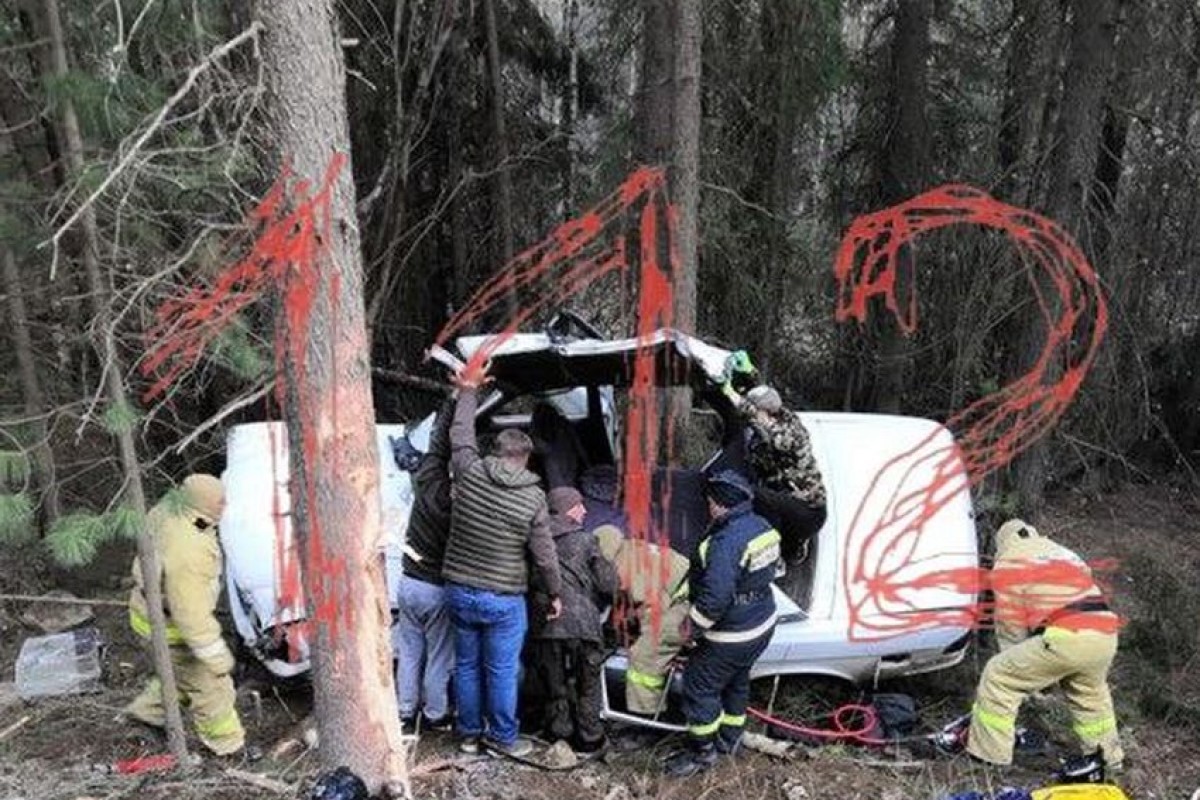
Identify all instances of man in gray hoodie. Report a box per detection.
[442,365,563,757]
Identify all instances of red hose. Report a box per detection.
[746,704,889,746]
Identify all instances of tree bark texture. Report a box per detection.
[635,0,700,453]
[996,0,1061,204]
[483,0,517,315]
[867,0,932,413]
[634,0,675,169]
[257,0,407,794]
[670,0,700,340]
[1,248,60,529]
[1010,0,1119,511]
[41,0,189,761]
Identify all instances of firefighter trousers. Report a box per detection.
[126,644,245,755]
[967,629,1122,767]
[627,602,689,715]
[681,626,774,748]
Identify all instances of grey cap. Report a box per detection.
[746,385,782,414]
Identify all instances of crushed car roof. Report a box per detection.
[429,328,734,393]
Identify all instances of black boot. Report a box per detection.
[1055,749,1105,784]
[664,739,718,778]
[715,725,743,757]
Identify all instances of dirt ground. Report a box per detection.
[1,484,1198,800]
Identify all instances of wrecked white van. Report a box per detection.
[219,321,979,714]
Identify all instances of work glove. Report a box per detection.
[196,641,236,676]
[723,350,758,389]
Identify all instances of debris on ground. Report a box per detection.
[15,626,104,698]
[541,739,579,770]
[782,778,810,800]
[742,730,798,759]
[17,590,96,634]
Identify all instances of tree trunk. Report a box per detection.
[562,0,580,216]
[446,24,471,310]
[996,0,1060,204]
[867,0,932,413]
[483,0,517,315]
[635,0,699,451]
[671,0,700,341]
[635,0,675,168]
[40,0,188,760]
[1,248,60,529]
[1010,0,1119,511]
[257,0,407,795]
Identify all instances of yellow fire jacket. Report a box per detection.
[991,521,1116,650]
[129,500,233,671]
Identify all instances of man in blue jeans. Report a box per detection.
[442,364,563,757]
[394,398,455,732]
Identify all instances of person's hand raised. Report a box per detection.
[453,359,493,390]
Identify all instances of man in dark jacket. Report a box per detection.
[394,398,454,731]
[442,366,563,758]
[526,487,618,751]
[667,470,780,777]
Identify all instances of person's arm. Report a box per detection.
[426,397,455,465]
[413,397,455,503]
[991,557,1029,651]
[449,387,481,476]
[527,503,563,600]
[781,410,827,507]
[589,536,619,597]
[163,526,233,673]
[688,537,739,635]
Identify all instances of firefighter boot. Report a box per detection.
[664,738,719,778]
[715,723,744,756]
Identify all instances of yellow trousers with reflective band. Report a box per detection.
[125,644,244,755]
[968,629,1121,767]
[627,602,690,714]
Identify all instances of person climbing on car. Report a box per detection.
[666,469,781,778]
[123,474,247,757]
[442,362,563,758]
[525,487,618,753]
[940,519,1123,776]
[393,396,455,734]
[710,350,827,568]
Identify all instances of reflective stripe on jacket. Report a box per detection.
[688,500,779,642]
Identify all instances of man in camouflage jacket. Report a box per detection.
[710,369,827,570]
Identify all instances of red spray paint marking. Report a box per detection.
[142,156,357,645]
[433,166,679,640]
[833,185,1111,640]
[144,165,683,646]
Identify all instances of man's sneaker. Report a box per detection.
[458,736,482,754]
[488,737,534,759]
[400,716,418,735]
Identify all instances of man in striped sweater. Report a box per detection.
[442,365,563,757]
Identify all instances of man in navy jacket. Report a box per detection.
[666,470,780,777]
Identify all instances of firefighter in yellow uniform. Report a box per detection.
[124,474,245,756]
[967,519,1122,770]
[595,524,691,715]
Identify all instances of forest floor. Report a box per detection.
[1,484,1198,800]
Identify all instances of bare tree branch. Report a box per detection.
[41,21,264,279]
